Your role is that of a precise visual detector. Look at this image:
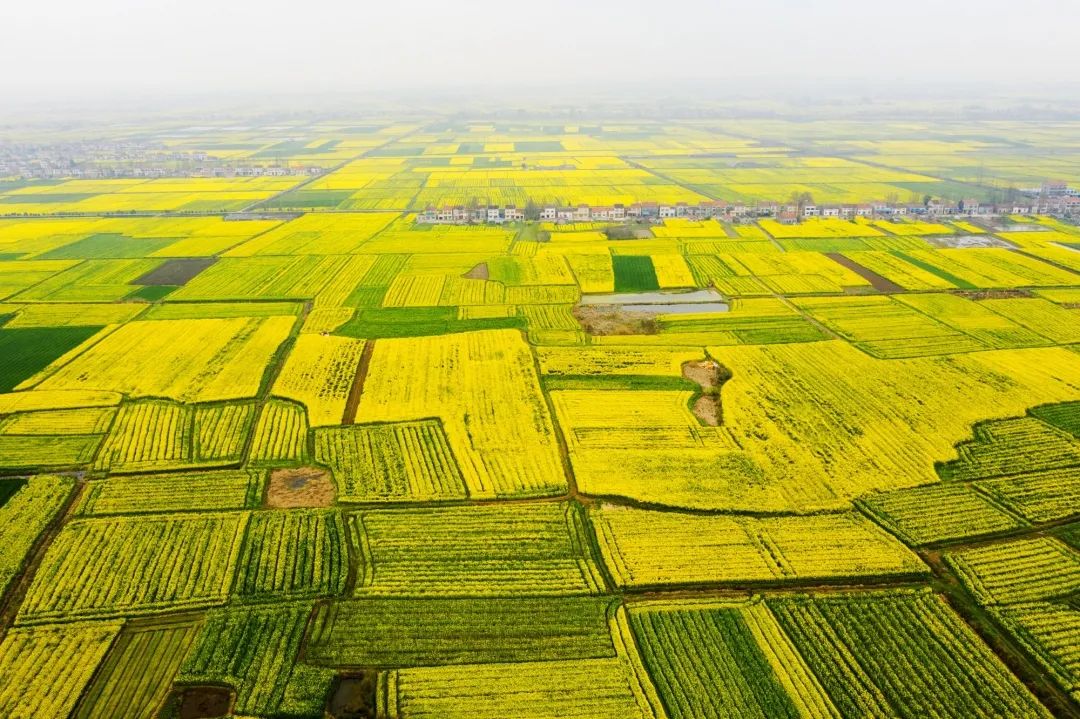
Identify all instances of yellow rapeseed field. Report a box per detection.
[273,334,366,426]
[355,329,566,497]
[33,317,293,402]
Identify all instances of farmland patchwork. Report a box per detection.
[0,118,1079,717]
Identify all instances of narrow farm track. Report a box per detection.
[239,121,436,214]
[615,570,932,597]
[1012,246,1080,278]
[238,300,312,466]
[692,121,1014,203]
[848,154,1015,199]
[922,550,1080,719]
[239,164,348,214]
[915,511,1080,552]
[339,514,365,595]
[621,157,721,202]
[530,342,580,498]
[341,340,375,425]
[825,252,906,293]
[258,301,313,402]
[750,217,788,252]
[695,118,1015,199]
[772,291,843,340]
[0,475,86,634]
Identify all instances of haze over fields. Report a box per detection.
[4,0,1080,98]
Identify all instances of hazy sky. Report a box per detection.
[6,0,1079,98]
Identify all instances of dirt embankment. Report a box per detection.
[572,305,658,335]
[682,359,732,426]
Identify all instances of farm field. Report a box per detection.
[0,117,1079,719]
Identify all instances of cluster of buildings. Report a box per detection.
[0,142,324,180]
[417,182,1080,226]
[181,165,324,178]
[0,162,323,180]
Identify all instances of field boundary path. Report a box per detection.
[241,121,439,214]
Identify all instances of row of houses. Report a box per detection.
[417,193,1080,225]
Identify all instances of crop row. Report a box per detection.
[315,420,468,501]
[352,502,605,596]
[94,399,256,472]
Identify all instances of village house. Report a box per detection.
[1043,180,1069,197]
[634,201,659,219]
[686,201,716,219]
[778,207,799,223]
[960,200,991,217]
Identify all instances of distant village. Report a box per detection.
[0,161,324,180]
[418,181,1080,226]
[0,141,325,180]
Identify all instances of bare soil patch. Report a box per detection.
[176,687,232,719]
[692,395,722,427]
[267,467,335,508]
[604,224,655,240]
[682,359,731,426]
[463,262,489,280]
[682,359,722,389]
[327,672,378,719]
[573,304,658,335]
[826,252,903,293]
[134,258,216,286]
